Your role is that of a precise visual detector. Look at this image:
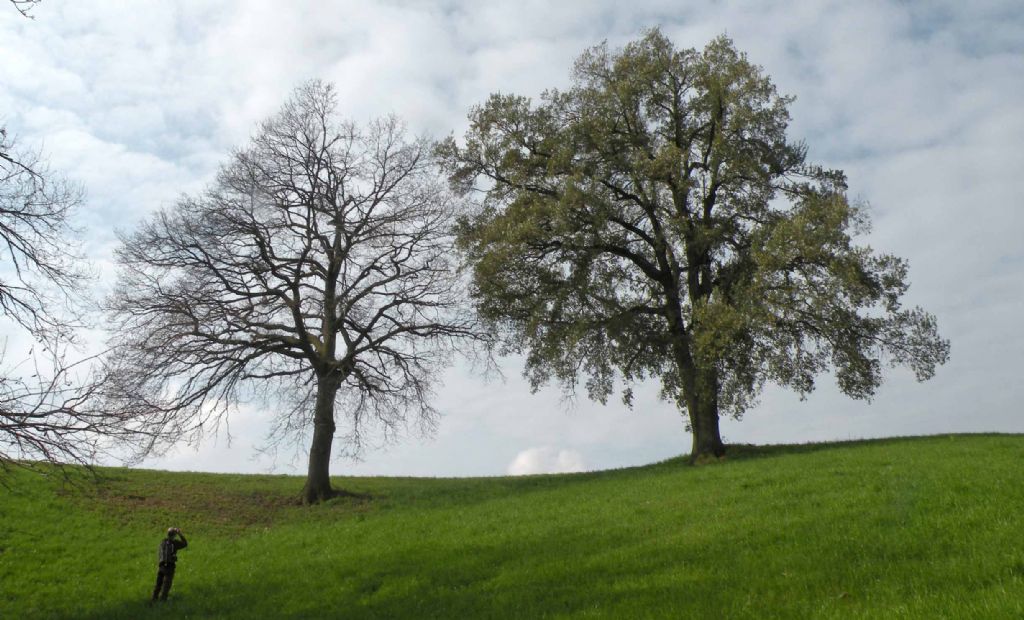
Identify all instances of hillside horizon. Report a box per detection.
[4,433,1024,618]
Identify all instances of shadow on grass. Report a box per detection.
[79,523,730,620]
[719,432,1022,463]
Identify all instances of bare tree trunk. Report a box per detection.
[302,373,341,504]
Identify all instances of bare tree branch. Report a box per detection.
[0,345,150,477]
[7,0,41,18]
[0,126,132,473]
[0,127,89,343]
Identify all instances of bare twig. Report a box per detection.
[7,0,42,18]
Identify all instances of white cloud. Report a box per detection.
[507,447,588,476]
[139,402,289,474]
[1,0,1022,476]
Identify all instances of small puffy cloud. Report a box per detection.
[507,446,587,476]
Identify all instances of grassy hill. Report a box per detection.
[3,434,1024,618]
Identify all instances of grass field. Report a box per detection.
[3,434,1024,618]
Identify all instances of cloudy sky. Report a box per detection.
[1,0,1021,477]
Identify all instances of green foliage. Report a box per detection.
[440,29,949,434]
[4,435,1024,617]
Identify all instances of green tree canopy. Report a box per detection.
[439,30,949,460]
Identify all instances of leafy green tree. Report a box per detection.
[439,30,949,461]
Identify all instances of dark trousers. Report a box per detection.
[152,563,176,600]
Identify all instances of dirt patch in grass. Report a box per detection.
[63,473,375,536]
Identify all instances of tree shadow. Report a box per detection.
[78,524,740,619]
[720,432,1019,462]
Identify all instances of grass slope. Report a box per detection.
[3,434,1024,618]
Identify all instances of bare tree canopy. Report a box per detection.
[0,128,128,470]
[0,127,87,341]
[105,81,480,503]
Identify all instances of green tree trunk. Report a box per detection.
[302,373,341,504]
[668,321,725,462]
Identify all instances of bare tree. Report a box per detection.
[105,81,481,503]
[1,4,150,472]
[0,126,126,471]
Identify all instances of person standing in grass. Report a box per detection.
[152,527,188,602]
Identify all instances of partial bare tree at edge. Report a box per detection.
[0,126,130,471]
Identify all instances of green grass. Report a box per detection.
[4,434,1024,618]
